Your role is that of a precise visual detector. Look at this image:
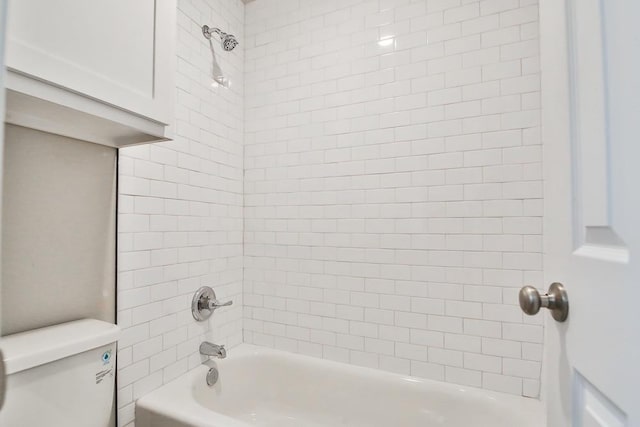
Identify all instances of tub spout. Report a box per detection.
[200,342,226,359]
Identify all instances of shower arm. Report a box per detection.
[202,25,224,40]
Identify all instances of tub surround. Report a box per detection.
[115,0,245,425]
[244,0,543,398]
[119,0,544,424]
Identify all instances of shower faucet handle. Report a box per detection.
[209,298,233,310]
[192,286,233,321]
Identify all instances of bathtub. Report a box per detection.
[136,344,543,427]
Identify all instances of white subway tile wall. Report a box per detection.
[116,0,244,425]
[244,0,543,397]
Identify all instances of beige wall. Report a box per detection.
[2,124,116,335]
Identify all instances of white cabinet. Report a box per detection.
[4,0,175,147]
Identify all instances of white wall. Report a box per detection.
[116,0,244,425]
[244,0,543,397]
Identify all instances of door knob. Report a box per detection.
[519,282,569,322]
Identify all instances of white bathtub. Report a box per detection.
[136,344,543,427]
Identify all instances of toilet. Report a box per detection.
[0,319,120,426]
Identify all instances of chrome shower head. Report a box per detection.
[222,34,238,51]
[202,25,238,51]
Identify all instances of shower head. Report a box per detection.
[202,25,238,51]
[222,33,239,51]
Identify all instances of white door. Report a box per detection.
[540,0,640,426]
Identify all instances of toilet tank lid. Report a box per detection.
[0,319,120,375]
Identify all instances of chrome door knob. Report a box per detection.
[519,282,569,322]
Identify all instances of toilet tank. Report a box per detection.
[0,319,120,427]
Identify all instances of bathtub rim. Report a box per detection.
[136,343,544,427]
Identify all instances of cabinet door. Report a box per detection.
[6,0,174,125]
